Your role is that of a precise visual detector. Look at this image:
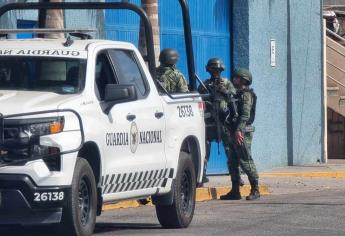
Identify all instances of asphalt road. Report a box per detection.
[1,189,345,236]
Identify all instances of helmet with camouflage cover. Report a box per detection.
[159,48,179,65]
[233,68,252,85]
[206,58,225,72]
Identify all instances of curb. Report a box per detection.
[102,184,269,211]
[260,172,345,178]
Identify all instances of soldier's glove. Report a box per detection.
[235,130,244,146]
[216,84,228,95]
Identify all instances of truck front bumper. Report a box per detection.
[0,174,70,225]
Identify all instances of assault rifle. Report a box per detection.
[225,93,239,126]
[212,79,222,156]
[204,77,239,156]
[236,126,255,160]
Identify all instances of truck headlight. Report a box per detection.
[21,117,64,137]
[2,116,64,171]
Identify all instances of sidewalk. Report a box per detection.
[205,159,345,196]
[103,160,345,210]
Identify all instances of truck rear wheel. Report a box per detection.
[60,158,97,236]
[155,152,196,228]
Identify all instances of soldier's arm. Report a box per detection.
[236,91,253,132]
[226,80,237,96]
[177,73,189,92]
[155,69,170,93]
[218,80,235,105]
[216,79,233,97]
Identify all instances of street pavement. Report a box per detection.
[93,189,345,236]
[1,160,345,236]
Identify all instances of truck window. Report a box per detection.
[95,52,116,101]
[108,49,148,97]
[0,57,86,94]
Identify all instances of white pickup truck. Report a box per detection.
[0,2,206,236]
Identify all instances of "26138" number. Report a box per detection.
[34,192,64,202]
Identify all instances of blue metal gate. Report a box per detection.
[105,0,140,44]
[105,0,231,174]
[159,0,231,174]
[17,19,37,38]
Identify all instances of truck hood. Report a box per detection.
[0,90,77,116]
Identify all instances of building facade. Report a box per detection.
[0,0,324,173]
[232,0,324,172]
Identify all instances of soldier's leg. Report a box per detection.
[222,128,244,186]
[221,127,238,179]
[220,129,241,200]
[238,132,260,200]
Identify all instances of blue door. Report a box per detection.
[105,0,231,174]
[159,0,231,174]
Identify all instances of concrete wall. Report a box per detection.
[233,0,323,170]
[289,0,323,165]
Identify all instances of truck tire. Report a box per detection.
[60,158,97,236]
[155,152,196,228]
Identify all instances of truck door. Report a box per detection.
[96,48,166,196]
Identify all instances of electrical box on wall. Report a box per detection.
[271,39,276,67]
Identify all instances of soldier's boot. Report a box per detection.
[246,180,260,200]
[220,182,241,200]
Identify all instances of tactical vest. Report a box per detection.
[247,89,257,124]
[202,78,233,137]
[204,78,235,112]
[237,89,256,125]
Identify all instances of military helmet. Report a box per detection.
[206,58,225,72]
[159,48,179,65]
[233,68,252,85]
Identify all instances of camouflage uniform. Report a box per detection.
[225,89,258,187]
[156,65,189,93]
[198,77,237,181]
[220,68,260,201]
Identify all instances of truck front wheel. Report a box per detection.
[60,158,97,236]
[155,152,196,228]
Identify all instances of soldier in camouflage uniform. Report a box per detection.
[198,58,237,183]
[156,48,189,93]
[220,68,260,201]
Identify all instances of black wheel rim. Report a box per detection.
[78,176,91,226]
[180,169,193,215]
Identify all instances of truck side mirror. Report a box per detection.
[102,84,137,114]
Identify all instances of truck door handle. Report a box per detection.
[126,114,136,121]
[155,112,164,119]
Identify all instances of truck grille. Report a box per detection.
[4,127,20,140]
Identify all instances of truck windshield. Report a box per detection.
[0,56,86,94]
